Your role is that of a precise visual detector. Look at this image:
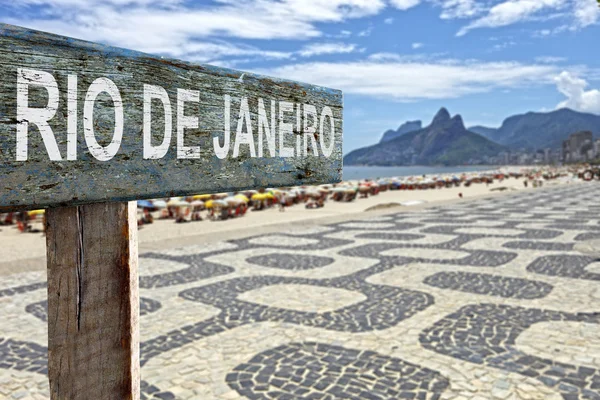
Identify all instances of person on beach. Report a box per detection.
[279,195,286,212]
[192,209,203,221]
[3,213,13,225]
[16,211,30,233]
[142,209,154,224]
[175,208,189,223]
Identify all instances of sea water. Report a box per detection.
[343,165,498,181]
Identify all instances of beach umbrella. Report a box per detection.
[224,196,242,206]
[137,200,154,209]
[234,194,249,203]
[193,194,212,201]
[213,199,229,208]
[305,190,320,198]
[167,198,182,207]
[190,200,204,207]
[153,200,167,209]
[251,193,267,201]
[28,209,45,217]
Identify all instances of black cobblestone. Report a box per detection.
[420,304,600,400]
[423,271,553,299]
[246,253,336,271]
[227,342,449,400]
[527,255,600,281]
[25,297,162,322]
[140,253,235,288]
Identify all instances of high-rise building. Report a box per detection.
[562,131,594,163]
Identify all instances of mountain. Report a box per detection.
[344,108,506,166]
[468,125,498,140]
[380,120,422,143]
[483,108,600,149]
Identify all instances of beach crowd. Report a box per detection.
[0,166,584,234]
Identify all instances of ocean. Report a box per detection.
[342,165,498,181]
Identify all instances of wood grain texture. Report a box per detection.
[46,202,139,399]
[0,23,343,211]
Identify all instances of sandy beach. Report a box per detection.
[0,172,580,275]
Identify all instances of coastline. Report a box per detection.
[342,164,501,180]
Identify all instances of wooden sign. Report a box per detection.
[0,23,343,211]
[0,23,344,400]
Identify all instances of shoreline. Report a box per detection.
[0,174,581,277]
[342,164,523,181]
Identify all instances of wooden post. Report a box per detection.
[46,202,139,400]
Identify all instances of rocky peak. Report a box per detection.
[380,120,423,143]
[450,114,465,129]
[431,107,451,126]
[397,120,422,132]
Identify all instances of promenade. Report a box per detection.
[1,182,599,400]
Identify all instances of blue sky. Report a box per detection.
[2,0,600,153]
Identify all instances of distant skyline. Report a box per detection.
[2,0,599,153]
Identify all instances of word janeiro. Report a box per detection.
[15,68,336,162]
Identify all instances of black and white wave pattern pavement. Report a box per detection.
[1,183,600,399]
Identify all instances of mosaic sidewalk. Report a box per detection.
[1,183,600,399]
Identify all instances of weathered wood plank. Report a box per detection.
[0,23,343,211]
[46,202,139,399]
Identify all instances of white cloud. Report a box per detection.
[384,17,395,24]
[438,0,483,19]
[258,58,562,101]
[490,40,517,51]
[412,42,424,49]
[368,53,408,62]
[147,41,292,63]
[532,24,571,37]
[5,0,386,55]
[534,29,553,37]
[5,0,182,5]
[367,52,448,62]
[358,27,373,36]
[456,0,564,36]
[456,0,599,36]
[390,0,481,17]
[535,56,567,63]
[555,71,600,114]
[5,0,598,65]
[573,0,600,28]
[389,0,422,10]
[298,42,360,57]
